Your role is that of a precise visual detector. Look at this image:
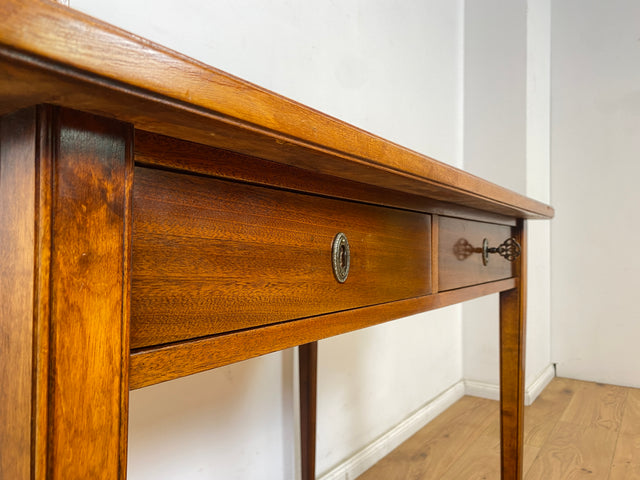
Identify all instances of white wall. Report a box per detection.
[69,0,466,478]
[462,0,527,396]
[551,0,640,388]
[463,0,527,195]
[524,0,552,393]
[461,0,553,399]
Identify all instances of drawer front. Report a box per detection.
[438,216,515,291]
[131,167,431,348]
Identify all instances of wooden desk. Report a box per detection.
[0,1,554,479]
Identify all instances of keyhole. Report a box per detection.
[331,232,350,283]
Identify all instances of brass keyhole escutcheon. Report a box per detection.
[332,232,350,283]
[482,238,490,266]
[482,237,521,266]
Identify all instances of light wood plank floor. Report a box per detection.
[358,377,640,479]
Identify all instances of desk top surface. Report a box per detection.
[0,0,553,220]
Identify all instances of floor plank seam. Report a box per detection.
[359,378,639,480]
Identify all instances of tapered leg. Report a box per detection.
[299,342,318,480]
[499,220,527,480]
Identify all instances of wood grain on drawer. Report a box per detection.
[438,216,515,291]
[131,167,431,348]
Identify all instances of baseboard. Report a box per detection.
[463,379,500,401]
[524,364,555,406]
[464,364,556,406]
[319,367,556,479]
[317,381,465,480]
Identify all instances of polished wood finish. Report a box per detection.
[46,108,132,479]
[499,220,527,479]
[431,215,440,293]
[0,0,552,220]
[130,278,516,389]
[0,3,554,479]
[1,106,133,480]
[33,105,54,480]
[131,166,431,348]
[299,342,318,480]
[438,216,515,291]
[360,378,638,480]
[0,108,37,480]
[134,130,517,226]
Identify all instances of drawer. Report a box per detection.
[438,216,516,291]
[130,167,432,348]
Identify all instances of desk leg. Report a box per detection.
[0,107,133,480]
[46,107,133,480]
[499,220,527,480]
[1,108,40,480]
[299,342,318,480]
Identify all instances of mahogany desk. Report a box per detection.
[0,1,554,479]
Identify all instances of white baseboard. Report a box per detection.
[524,364,555,406]
[464,379,500,401]
[318,366,556,480]
[464,364,556,406]
[318,381,465,480]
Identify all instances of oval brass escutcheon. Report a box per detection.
[331,232,350,283]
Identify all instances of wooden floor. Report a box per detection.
[358,377,640,479]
